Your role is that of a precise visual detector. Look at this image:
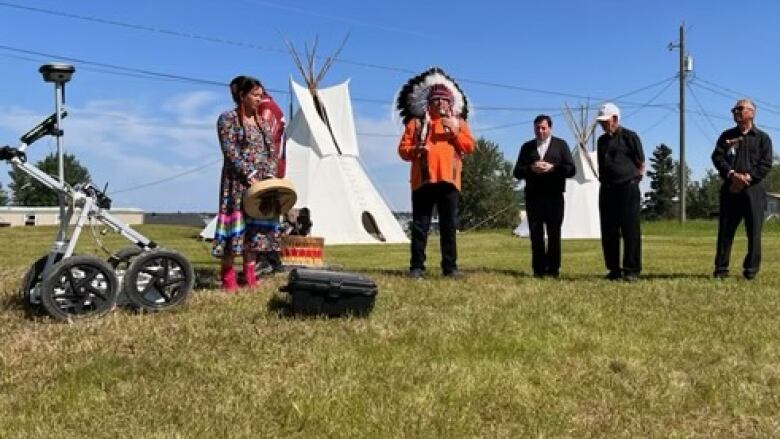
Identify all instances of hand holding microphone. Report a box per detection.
[439,107,458,137]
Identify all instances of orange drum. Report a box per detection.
[281,236,325,267]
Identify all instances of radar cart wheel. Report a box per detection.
[39,255,119,322]
[122,249,193,311]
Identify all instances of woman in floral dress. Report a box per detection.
[213,75,282,292]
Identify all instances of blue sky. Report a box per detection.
[1,0,779,212]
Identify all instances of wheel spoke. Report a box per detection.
[81,267,100,285]
[161,259,170,284]
[71,298,85,313]
[157,287,173,302]
[85,285,108,301]
[65,268,79,295]
[160,276,184,287]
[140,274,157,294]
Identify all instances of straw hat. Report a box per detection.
[242,178,297,219]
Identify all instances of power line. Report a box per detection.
[686,83,719,135]
[2,51,712,167]
[0,1,286,55]
[687,82,780,133]
[689,78,780,116]
[0,1,680,104]
[639,108,676,136]
[0,44,230,88]
[693,76,780,113]
[620,77,677,121]
[0,44,679,118]
[235,0,438,40]
[111,159,221,195]
[687,113,715,146]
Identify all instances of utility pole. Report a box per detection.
[669,22,691,222]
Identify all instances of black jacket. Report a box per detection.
[596,127,644,186]
[711,125,773,187]
[513,136,576,195]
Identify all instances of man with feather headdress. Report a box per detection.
[396,67,475,279]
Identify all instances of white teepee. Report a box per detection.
[285,79,408,244]
[200,218,216,240]
[515,104,601,239]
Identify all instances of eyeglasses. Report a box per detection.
[731,105,753,113]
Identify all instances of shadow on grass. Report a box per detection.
[635,273,713,281]
[266,292,375,320]
[347,266,715,282]
[354,267,530,278]
[266,293,292,317]
[194,267,218,290]
[542,272,714,282]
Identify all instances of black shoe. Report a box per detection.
[713,271,728,279]
[623,273,639,282]
[605,271,622,281]
[443,270,465,279]
[533,272,545,279]
[743,271,757,280]
[408,268,425,279]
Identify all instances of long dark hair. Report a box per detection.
[228,75,273,152]
[229,75,262,105]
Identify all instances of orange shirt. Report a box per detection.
[398,115,475,191]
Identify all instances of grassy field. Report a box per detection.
[1,220,780,437]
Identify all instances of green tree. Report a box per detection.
[763,154,780,193]
[643,143,676,219]
[673,159,697,218]
[459,137,520,229]
[0,182,8,206]
[8,152,91,206]
[686,169,721,219]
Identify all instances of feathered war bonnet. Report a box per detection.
[394,67,469,124]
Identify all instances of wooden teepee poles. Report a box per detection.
[562,103,599,178]
[283,34,350,155]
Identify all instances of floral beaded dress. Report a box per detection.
[212,109,282,258]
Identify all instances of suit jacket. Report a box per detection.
[513,136,575,196]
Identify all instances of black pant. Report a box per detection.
[599,182,641,275]
[526,192,564,275]
[410,182,459,274]
[714,184,765,276]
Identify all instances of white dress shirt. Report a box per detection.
[536,136,551,160]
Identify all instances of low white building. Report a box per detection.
[0,206,144,227]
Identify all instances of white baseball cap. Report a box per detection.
[596,102,620,121]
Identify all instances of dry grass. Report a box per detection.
[1,221,780,437]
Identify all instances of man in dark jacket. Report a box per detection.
[595,102,645,282]
[513,115,575,277]
[711,99,773,280]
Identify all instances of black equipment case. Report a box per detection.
[280,268,378,317]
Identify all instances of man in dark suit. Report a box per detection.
[513,115,575,277]
[711,99,773,280]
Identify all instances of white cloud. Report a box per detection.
[0,91,224,212]
[161,90,223,124]
[0,94,419,212]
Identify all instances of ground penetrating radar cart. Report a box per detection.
[0,64,194,321]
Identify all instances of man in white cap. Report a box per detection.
[711,99,773,280]
[595,102,645,281]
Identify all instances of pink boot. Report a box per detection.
[243,262,258,289]
[220,265,239,293]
